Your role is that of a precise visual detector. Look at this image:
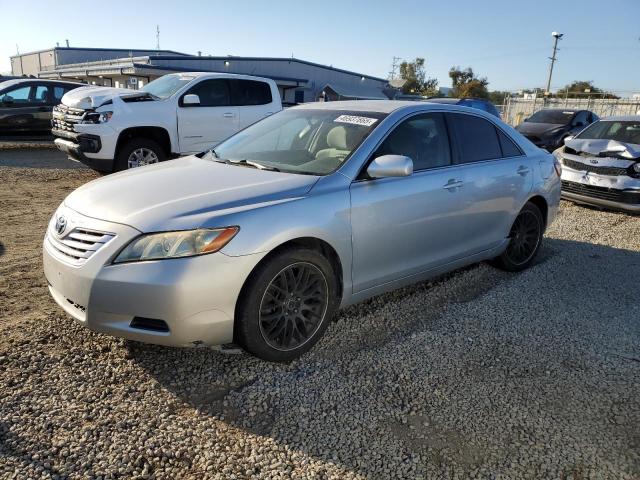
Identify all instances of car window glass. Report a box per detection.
[497,129,522,157]
[53,86,68,101]
[34,86,49,104]
[0,85,32,104]
[573,111,589,126]
[185,79,229,107]
[449,113,501,163]
[229,79,272,106]
[374,113,451,171]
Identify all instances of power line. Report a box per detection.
[388,56,401,80]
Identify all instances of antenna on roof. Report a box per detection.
[16,44,19,54]
[156,25,160,50]
[65,39,69,47]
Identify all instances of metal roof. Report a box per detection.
[322,83,388,100]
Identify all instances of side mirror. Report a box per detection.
[367,155,413,178]
[563,136,574,145]
[182,94,200,106]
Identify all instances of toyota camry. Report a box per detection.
[43,101,561,361]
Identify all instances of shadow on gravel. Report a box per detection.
[0,241,4,257]
[126,238,640,477]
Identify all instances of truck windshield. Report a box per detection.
[210,109,386,175]
[141,75,195,99]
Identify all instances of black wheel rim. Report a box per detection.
[259,262,329,351]
[506,210,541,266]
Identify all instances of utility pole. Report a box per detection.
[156,25,160,50]
[545,32,563,95]
[389,56,401,80]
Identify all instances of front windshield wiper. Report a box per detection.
[224,159,280,172]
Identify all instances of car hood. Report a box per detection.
[64,156,320,232]
[516,122,565,136]
[564,138,640,159]
[61,85,152,109]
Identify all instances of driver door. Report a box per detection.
[177,79,239,153]
[349,113,469,293]
[0,84,43,134]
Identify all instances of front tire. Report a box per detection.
[114,137,166,172]
[235,247,339,362]
[491,202,544,272]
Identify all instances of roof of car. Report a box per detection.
[599,115,640,121]
[0,78,82,88]
[292,100,450,114]
[538,108,581,112]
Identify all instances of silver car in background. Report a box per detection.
[43,101,561,362]
[556,116,640,212]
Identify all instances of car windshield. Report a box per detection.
[140,74,194,99]
[527,110,574,124]
[209,109,387,175]
[576,120,640,145]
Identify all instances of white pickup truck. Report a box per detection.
[52,73,282,172]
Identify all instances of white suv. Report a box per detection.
[52,73,282,172]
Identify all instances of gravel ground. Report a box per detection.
[0,167,639,479]
[0,142,81,169]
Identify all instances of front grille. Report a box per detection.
[52,104,88,132]
[561,180,640,204]
[562,158,629,176]
[47,227,115,265]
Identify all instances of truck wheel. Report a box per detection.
[115,138,166,171]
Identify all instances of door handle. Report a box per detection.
[517,165,530,176]
[223,112,235,118]
[443,179,464,190]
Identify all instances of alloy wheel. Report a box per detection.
[505,210,541,266]
[127,148,159,169]
[259,262,329,351]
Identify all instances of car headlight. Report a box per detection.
[113,227,239,263]
[80,111,113,124]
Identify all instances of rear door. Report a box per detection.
[446,112,532,254]
[229,79,278,129]
[350,112,470,292]
[176,78,239,153]
[31,84,54,132]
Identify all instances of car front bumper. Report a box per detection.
[53,124,119,172]
[43,205,266,347]
[560,167,640,213]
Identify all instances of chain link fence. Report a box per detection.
[499,97,640,126]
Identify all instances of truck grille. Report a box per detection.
[52,104,88,132]
[46,227,115,265]
[562,158,628,177]
[561,180,640,204]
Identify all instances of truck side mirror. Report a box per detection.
[182,94,200,106]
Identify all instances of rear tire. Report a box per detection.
[491,202,544,272]
[114,137,166,172]
[235,247,339,362]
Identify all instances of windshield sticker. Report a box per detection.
[334,115,378,127]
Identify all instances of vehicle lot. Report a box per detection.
[0,163,639,479]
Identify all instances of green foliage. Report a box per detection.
[488,90,511,105]
[556,81,619,99]
[449,66,489,99]
[399,58,439,96]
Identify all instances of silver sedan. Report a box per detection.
[43,101,561,361]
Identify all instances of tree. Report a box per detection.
[448,66,489,99]
[488,90,511,106]
[556,80,619,99]
[399,58,438,96]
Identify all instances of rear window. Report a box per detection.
[448,113,502,163]
[229,79,272,106]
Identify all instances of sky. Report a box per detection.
[1,0,639,95]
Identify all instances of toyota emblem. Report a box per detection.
[55,215,67,236]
